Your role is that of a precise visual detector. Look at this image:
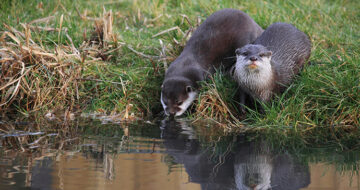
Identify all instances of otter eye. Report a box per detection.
[186,86,192,93]
[260,51,272,57]
[242,52,249,56]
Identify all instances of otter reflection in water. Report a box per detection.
[160,119,310,190]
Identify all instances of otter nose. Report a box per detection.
[250,57,257,61]
[168,110,176,117]
[169,111,175,116]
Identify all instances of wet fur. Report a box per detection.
[233,22,311,103]
[161,9,264,116]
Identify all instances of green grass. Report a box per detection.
[1,0,359,129]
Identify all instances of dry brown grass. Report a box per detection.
[193,77,244,129]
[0,9,118,114]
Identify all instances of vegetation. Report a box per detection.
[0,0,359,129]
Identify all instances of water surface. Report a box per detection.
[0,118,359,190]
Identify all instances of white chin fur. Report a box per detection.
[160,93,169,116]
[160,91,197,117]
[234,55,272,91]
[176,91,197,116]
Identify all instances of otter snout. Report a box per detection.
[247,62,258,69]
[167,106,181,116]
[250,57,258,61]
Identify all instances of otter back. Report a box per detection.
[254,22,311,87]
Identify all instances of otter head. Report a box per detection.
[233,44,273,102]
[161,77,197,117]
[234,44,272,74]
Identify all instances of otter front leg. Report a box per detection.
[239,91,247,114]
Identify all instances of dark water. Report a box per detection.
[0,118,359,190]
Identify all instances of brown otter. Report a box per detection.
[161,9,264,117]
[232,22,311,105]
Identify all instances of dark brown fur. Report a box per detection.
[233,22,311,107]
[254,22,311,93]
[161,9,264,116]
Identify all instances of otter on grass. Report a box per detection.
[232,22,311,106]
[161,9,264,117]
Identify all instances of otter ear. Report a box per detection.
[186,85,193,93]
[265,51,272,57]
[235,48,241,55]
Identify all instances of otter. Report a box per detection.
[161,9,264,117]
[232,22,311,104]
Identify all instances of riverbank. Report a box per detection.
[1,0,359,128]
[0,118,359,189]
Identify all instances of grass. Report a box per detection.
[0,0,359,130]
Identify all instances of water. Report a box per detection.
[0,118,359,190]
